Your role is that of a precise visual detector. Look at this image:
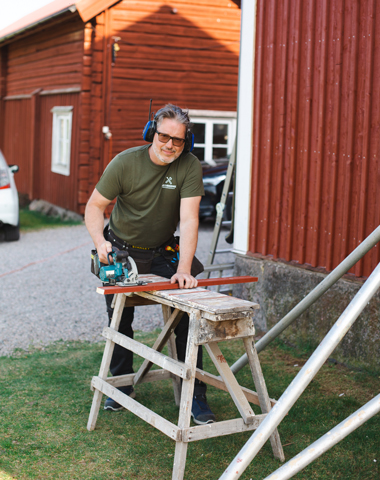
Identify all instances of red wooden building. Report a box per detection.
[233,0,380,368]
[235,0,380,280]
[0,0,241,214]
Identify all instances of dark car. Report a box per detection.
[200,159,233,221]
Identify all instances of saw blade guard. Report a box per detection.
[122,255,139,284]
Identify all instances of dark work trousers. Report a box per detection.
[105,254,206,396]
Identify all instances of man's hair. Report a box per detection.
[155,104,191,131]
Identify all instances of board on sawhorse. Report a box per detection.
[87,275,284,479]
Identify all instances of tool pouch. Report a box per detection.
[163,236,204,277]
[90,249,100,277]
[126,247,155,274]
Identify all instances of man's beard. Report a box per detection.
[153,143,181,164]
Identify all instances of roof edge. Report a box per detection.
[76,0,120,23]
[0,0,121,45]
[0,2,77,44]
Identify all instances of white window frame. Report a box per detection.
[51,106,73,176]
[189,110,236,166]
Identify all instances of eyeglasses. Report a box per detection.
[156,131,185,147]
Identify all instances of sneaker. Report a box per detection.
[104,385,136,411]
[191,394,216,425]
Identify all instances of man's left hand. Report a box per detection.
[171,271,198,289]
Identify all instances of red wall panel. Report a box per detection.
[2,98,32,195]
[6,16,84,96]
[34,92,81,211]
[250,0,380,278]
[106,0,241,156]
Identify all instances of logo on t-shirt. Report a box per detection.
[162,176,176,189]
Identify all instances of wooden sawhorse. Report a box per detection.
[87,275,285,479]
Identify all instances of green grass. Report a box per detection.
[0,335,379,480]
[19,208,83,232]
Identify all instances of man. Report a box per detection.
[85,104,215,425]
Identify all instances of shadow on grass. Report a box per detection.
[0,334,379,479]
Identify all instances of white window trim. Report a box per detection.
[233,0,257,256]
[189,110,237,165]
[51,106,73,176]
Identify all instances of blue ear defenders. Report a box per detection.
[142,117,194,153]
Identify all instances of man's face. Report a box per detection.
[150,118,186,165]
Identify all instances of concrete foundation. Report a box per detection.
[234,255,380,371]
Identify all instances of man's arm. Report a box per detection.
[171,196,201,289]
[85,188,114,263]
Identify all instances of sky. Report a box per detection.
[0,0,54,32]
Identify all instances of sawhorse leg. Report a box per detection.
[162,305,182,406]
[87,293,126,431]
[243,337,285,462]
[133,305,183,406]
[172,310,200,480]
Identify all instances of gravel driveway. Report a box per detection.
[0,220,234,356]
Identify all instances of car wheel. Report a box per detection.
[4,222,20,241]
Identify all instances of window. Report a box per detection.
[51,106,73,176]
[189,110,236,165]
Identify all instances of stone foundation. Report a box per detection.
[233,255,380,371]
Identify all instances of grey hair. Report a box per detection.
[155,104,191,131]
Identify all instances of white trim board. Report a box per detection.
[233,0,257,256]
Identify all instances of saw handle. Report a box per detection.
[107,247,130,265]
[115,250,130,262]
[107,251,115,265]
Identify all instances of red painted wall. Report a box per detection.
[249,0,380,278]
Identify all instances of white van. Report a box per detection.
[0,150,19,241]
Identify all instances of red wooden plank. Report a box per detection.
[97,276,258,295]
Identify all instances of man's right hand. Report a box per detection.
[97,240,113,264]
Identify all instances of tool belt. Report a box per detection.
[103,225,204,276]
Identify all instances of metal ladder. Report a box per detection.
[203,140,236,291]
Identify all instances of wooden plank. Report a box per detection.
[111,7,241,28]
[114,56,238,75]
[111,78,237,96]
[112,65,238,85]
[8,41,84,68]
[182,415,266,443]
[87,293,126,431]
[136,291,257,318]
[9,28,84,60]
[194,368,277,408]
[104,369,172,388]
[201,310,258,322]
[91,376,181,442]
[172,310,200,480]
[111,1,241,21]
[134,308,184,385]
[8,61,83,82]
[96,276,258,296]
[162,305,181,407]
[159,294,257,315]
[206,343,255,425]
[102,327,191,380]
[151,291,257,315]
[109,44,238,66]
[243,338,285,462]
[7,72,82,93]
[123,296,158,307]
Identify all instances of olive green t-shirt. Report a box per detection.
[96,144,204,248]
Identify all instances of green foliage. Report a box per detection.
[0,335,379,480]
[19,208,83,232]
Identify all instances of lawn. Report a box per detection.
[19,208,83,232]
[0,336,379,480]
